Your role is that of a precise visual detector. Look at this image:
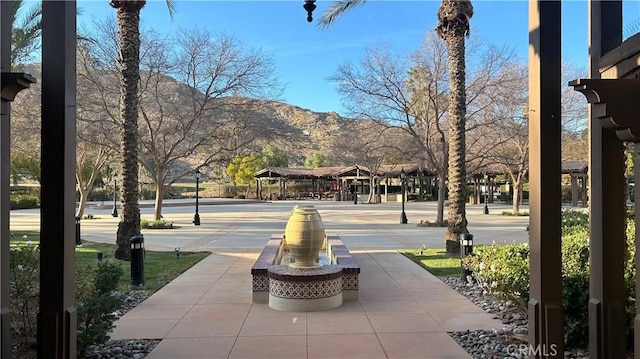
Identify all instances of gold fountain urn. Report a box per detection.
[284,205,325,269]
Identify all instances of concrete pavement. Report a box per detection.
[10,199,530,358]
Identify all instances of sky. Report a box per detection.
[65,1,640,116]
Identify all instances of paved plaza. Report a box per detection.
[11,199,530,358]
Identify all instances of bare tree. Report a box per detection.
[79,23,282,220]
[331,33,521,224]
[470,63,529,213]
[333,120,401,203]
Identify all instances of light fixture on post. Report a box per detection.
[111,174,118,217]
[400,169,408,224]
[193,169,201,226]
[483,173,489,215]
[303,0,316,22]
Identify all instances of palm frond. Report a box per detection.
[318,0,368,29]
[165,0,176,19]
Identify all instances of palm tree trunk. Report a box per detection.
[444,33,468,255]
[436,177,446,224]
[111,0,145,260]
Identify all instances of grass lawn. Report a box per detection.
[11,230,210,292]
[400,248,462,278]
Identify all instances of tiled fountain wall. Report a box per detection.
[251,234,360,310]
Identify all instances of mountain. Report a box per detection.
[10,63,356,167]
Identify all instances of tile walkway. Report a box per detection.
[112,248,504,358]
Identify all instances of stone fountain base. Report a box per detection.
[251,234,360,311]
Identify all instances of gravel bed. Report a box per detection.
[82,290,159,359]
[444,277,589,359]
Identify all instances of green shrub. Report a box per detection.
[417,219,448,227]
[464,212,636,349]
[141,218,173,229]
[561,209,589,232]
[501,211,529,216]
[76,261,124,357]
[10,194,39,209]
[87,188,111,201]
[9,244,40,349]
[462,243,530,307]
[561,227,590,347]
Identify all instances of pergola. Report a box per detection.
[253,163,434,202]
[1,1,638,358]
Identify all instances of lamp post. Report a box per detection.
[193,169,201,226]
[400,169,408,224]
[483,173,489,215]
[111,175,118,217]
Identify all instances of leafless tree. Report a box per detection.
[331,32,522,223]
[333,120,402,203]
[469,62,529,213]
[79,22,282,220]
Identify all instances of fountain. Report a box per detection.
[251,205,360,311]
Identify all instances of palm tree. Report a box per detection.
[11,0,42,67]
[321,0,473,254]
[109,0,174,260]
[436,0,473,254]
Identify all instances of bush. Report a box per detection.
[462,243,530,307]
[417,219,448,227]
[561,209,589,232]
[141,218,173,229]
[501,211,529,216]
[86,188,111,202]
[9,244,40,350]
[10,194,39,209]
[76,261,124,357]
[463,211,636,349]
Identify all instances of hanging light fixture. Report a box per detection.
[303,0,316,22]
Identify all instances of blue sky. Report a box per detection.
[72,0,640,116]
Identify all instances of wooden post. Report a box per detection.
[588,2,626,358]
[528,1,564,357]
[38,1,78,357]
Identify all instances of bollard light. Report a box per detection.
[130,235,145,289]
[460,233,474,283]
[75,216,82,246]
[175,247,181,259]
[97,252,104,261]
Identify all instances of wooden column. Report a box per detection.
[571,174,578,206]
[0,3,11,356]
[38,1,78,357]
[581,175,588,207]
[588,2,626,358]
[528,1,564,357]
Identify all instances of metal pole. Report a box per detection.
[193,173,200,225]
[401,171,408,224]
[111,177,118,217]
[483,173,489,214]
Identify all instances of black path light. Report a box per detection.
[400,168,408,224]
[193,169,201,226]
[111,174,118,217]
